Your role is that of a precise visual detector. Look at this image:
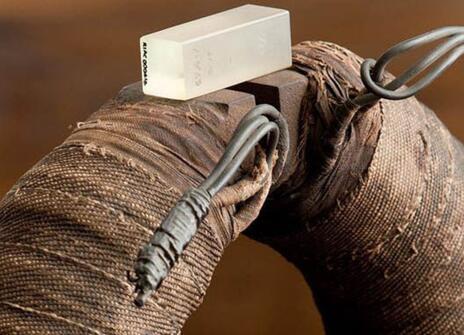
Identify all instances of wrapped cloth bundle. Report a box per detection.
[251,41,464,334]
[0,85,275,334]
[0,40,463,334]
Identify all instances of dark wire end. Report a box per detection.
[355,26,464,106]
[131,188,211,307]
[130,104,289,307]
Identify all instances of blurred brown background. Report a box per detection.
[0,1,462,334]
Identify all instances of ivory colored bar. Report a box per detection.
[140,4,292,100]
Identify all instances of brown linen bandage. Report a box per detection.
[1,40,463,335]
[249,41,464,334]
[0,84,276,334]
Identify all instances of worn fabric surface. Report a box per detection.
[251,41,464,334]
[1,40,463,335]
[0,85,274,334]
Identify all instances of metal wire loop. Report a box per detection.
[131,104,289,307]
[356,26,464,104]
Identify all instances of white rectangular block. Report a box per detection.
[140,4,292,100]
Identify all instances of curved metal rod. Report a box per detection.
[202,115,270,191]
[130,104,288,307]
[207,122,279,195]
[372,26,464,82]
[203,104,287,194]
[354,26,464,104]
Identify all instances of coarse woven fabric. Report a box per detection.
[250,41,464,334]
[0,84,274,334]
[1,40,463,335]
